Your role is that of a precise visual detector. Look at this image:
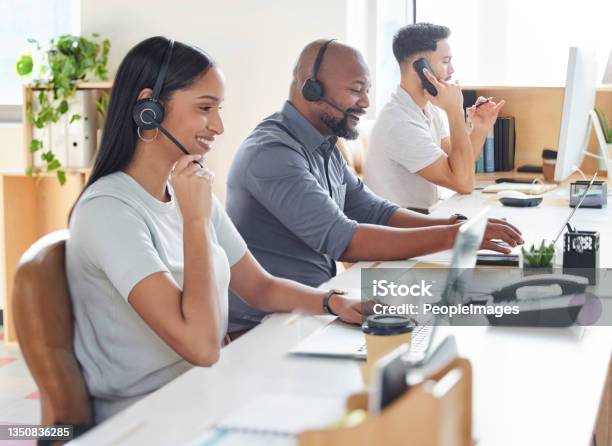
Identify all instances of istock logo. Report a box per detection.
[372,279,435,297]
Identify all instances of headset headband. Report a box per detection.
[311,39,335,81]
[152,39,174,100]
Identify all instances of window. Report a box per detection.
[347,0,413,116]
[417,0,612,85]
[0,0,79,120]
[347,0,612,116]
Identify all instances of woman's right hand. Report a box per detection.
[171,154,214,223]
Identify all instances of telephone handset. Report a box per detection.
[413,58,438,97]
[491,274,588,303]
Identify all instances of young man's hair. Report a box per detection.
[392,22,450,66]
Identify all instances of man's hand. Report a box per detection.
[330,296,363,325]
[467,97,505,131]
[421,68,464,115]
[480,218,524,254]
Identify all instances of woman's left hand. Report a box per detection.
[330,296,363,325]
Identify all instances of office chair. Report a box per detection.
[12,230,93,445]
[336,119,375,177]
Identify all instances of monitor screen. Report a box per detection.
[554,47,598,181]
[603,47,612,84]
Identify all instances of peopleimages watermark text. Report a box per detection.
[372,302,520,318]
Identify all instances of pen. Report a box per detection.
[475,96,493,108]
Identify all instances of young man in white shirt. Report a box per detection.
[364,23,504,212]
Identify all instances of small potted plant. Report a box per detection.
[15,33,110,184]
[594,108,612,172]
[520,240,556,275]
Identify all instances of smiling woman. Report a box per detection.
[64,36,363,425]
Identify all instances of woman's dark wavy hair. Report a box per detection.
[69,36,213,221]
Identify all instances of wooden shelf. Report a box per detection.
[3,82,106,342]
[1,171,87,342]
[460,86,612,171]
[0,168,90,177]
[24,80,112,91]
[22,82,111,171]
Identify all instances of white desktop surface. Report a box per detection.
[71,186,612,446]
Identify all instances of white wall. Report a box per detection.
[0,124,25,169]
[81,0,348,201]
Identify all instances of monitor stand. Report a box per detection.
[583,110,612,172]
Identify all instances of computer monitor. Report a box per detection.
[603,47,612,84]
[442,208,488,306]
[554,47,598,181]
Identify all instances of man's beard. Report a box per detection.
[320,112,359,140]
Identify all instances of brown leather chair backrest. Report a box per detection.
[12,230,92,429]
[337,119,375,176]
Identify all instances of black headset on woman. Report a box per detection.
[132,39,203,168]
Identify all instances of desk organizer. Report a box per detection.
[569,180,607,208]
[298,358,473,446]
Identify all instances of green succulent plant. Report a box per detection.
[594,108,612,144]
[16,33,110,184]
[521,240,555,267]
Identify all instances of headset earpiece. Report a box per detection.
[130,39,196,160]
[132,98,164,130]
[301,39,335,103]
[302,78,324,102]
[132,39,174,130]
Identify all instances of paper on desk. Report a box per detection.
[213,393,345,436]
[192,429,296,446]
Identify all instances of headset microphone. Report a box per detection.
[301,39,361,122]
[320,97,360,121]
[132,39,203,168]
[154,119,203,168]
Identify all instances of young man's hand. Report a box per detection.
[467,97,505,131]
[421,68,464,116]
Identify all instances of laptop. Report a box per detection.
[289,209,489,360]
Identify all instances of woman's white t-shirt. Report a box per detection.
[66,171,247,422]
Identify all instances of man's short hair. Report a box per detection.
[392,23,450,66]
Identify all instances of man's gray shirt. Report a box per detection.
[226,102,398,329]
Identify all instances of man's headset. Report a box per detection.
[132,39,203,168]
[301,39,359,121]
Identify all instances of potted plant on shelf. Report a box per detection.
[520,240,556,275]
[594,108,612,172]
[15,33,110,184]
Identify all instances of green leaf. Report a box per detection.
[46,159,61,171]
[56,170,66,185]
[58,100,68,114]
[29,139,42,153]
[95,65,107,80]
[15,54,33,76]
[69,113,81,123]
[34,117,46,129]
[25,166,33,176]
[41,151,55,162]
